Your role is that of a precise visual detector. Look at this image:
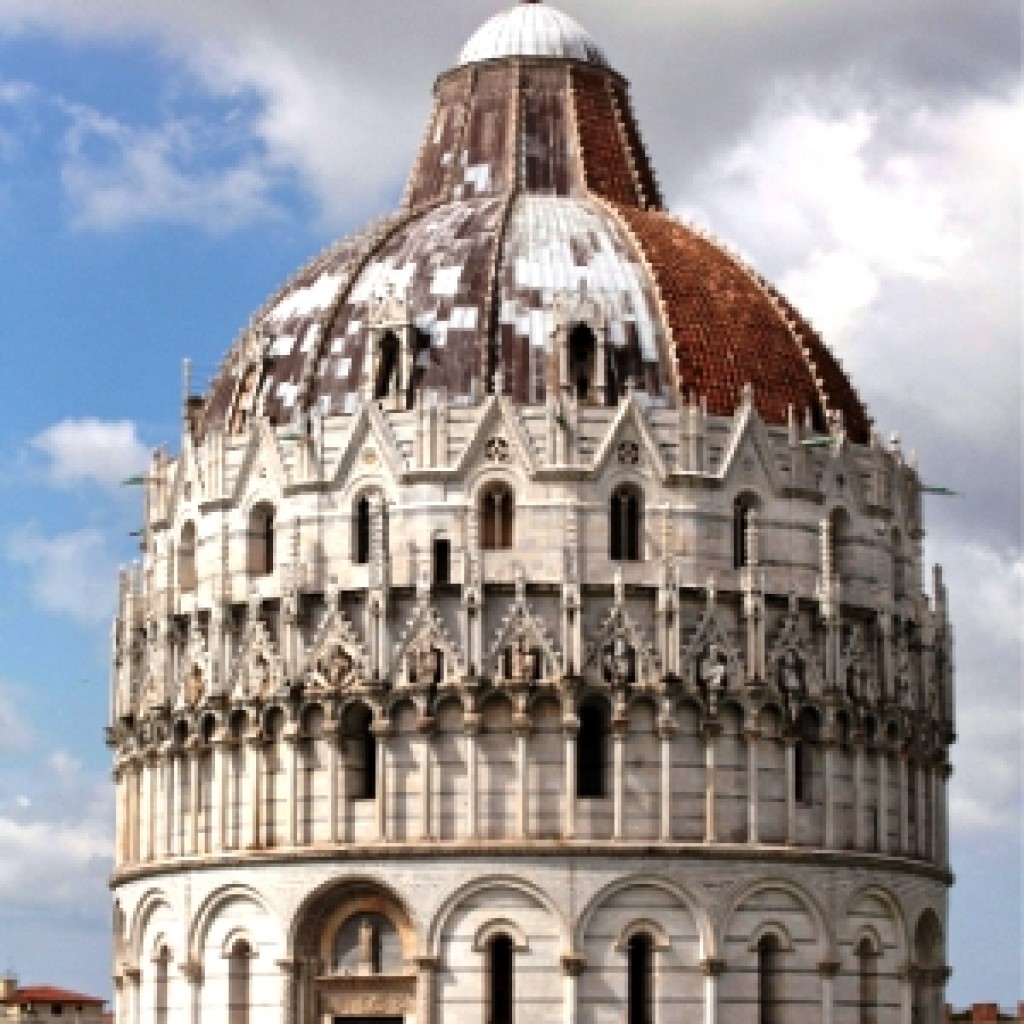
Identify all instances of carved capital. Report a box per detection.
[700,957,726,977]
[818,960,841,979]
[560,954,587,978]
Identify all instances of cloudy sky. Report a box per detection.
[0,0,1019,1005]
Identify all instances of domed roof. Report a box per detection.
[199,3,870,445]
[458,2,609,69]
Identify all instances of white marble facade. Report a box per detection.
[108,387,954,1023]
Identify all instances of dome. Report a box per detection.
[458,2,609,68]
[110,8,954,1024]
[200,1,870,444]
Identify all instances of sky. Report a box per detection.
[0,0,1019,1006]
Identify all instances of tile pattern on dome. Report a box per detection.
[613,205,871,436]
[202,216,402,434]
[495,196,667,404]
[571,68,641,208]
[303,198,507,414]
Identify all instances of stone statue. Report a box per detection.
[357,918,377,975]
[700,642,727,693]
[412,642,441,685]
[509,635,537,683]
[781,649,803,696]
[604,636,633,686]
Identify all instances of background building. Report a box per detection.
[107,3,956,1021]
[0,975,107,1024]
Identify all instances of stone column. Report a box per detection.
[560,954,586,1024]
[745,727,759,845]
[283,724,300,847]
[465,713,480,840]
[187,741,201,856]
[853,739,866,850]
[782,741,798,843]
[415,955,440,1024]
[167,748,180,857]
[515,717,530,839]
[212,737,228,852]
[112,762,125,867]
[612,718,627,840]
[878,751,889,854]
[144,750,158,861]
[125,968,141,1024]
[918,761,929,859]
[938,763,952,868]
[563,719,578,839]
[373,720,389,842]
[418,713,434,841]
[898,754,910,855]
[703,723,720,843]
[181,960,202,1024]
[819,960,839,1024]
[248,734,263,850]
[700,958,725,1024]
[326,720,341,844]
[824,740,836,849]
[897,964,915,1024]
[659,717,676,841]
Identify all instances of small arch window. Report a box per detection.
[568,323,597,401]
[345,704,377,800]
[610,484,643,562]
[480,484,515,551]
[178,521,197,591]
[487,934,514,1024]
[757,933,782,1024]
[353,493,388,565]
[829,508,850,579]
[374,330,401,400]
[433,536,452,585]
[857,937,878,1024]
[228,939,252,1024]
[577,700,609,799]
[734,495,759,569]
[627,932,654,1024]
[794,710,819,806]
[248,504,275,577]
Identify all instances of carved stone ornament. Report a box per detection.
[305,609,368,692]
[490,601,562,684]
[585,606,658,688]
[232,619,284,700]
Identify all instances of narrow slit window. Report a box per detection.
[857,938,877,1024]
[228,940,251,1024]
[481,484,515,551]
[610,485,643,562]
[627,933,654,1024]
[577,701,608,799]
[433,537,452,585]
[758,934,782,1024]
[488,934,514,1024]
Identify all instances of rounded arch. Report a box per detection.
[614,918,671,954]
[472,918,530,954]
[576,874,712,960]
[428,874,569,957]
[187,883,278,963]
[839,886,908,962]
[287,875,421,962]
[913,908,944,967]
[128,888,175,962]
[746,921,796,953]
[722,877,834,963]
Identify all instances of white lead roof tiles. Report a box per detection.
[458,5,610,69]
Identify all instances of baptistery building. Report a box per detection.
[107,3,956,1022]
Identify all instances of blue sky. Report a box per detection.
[0,0,1019,1006]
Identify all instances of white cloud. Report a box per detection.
[5,526,119,625]
[30,418,149,490]
[0,752,111,908]
[0,684,32,753]
[59,102,285,233]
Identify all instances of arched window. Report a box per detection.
[353,492,387,565]
[577,700,609,799]
[892,528,906,599]
[487,934,514,1024]
[481,484,515,551]
[228,939,252,1024]
[345,704,376,800]
[154,946,170,1024]
[627,933,654,1024]
[913,911,944,1024]
[248,504,275,576]
[829,508,850,579]
[374,330,401,400]
[568,323,597,401]
[179,521,197,591]
[433,536,452,585]
[758,933,782,1024]
[734,496,758,569]
[610,485,643,562]
[857,937,878,1024]
[794,709,819,806]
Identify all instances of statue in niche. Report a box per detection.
[603,636,634,687]
[411,640,441,686]
[325,646,354,688]
[894,641,914,709]
[185,665,204,707]
[508,635,538,683]
[700,642,728,695]
[780,649,803,698]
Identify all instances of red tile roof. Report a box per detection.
[1,986,105,1007]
